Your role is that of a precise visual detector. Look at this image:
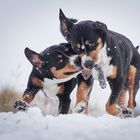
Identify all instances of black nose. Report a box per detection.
[74,56,81,67]
[84,60,94,69]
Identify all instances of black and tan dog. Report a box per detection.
[59,9,140,117]
[119,46,140,113]
[14,43,93,114]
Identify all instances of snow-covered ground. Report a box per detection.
[0,83,140,140]
[0,107,140,140]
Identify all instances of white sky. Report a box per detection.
[0,0,140,91]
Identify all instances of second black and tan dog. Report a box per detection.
[59,9,140,117]
[14,43,93,114]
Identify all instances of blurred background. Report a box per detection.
[0,0,140,115]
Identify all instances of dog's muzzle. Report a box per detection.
[84,60,94,69]
[82,68,92,80]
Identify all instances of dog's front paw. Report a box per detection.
[75,101,86,113]
[14,100,29,111]
[118,107,134,118]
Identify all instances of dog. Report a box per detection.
[59,9,140,117]
[14,43,93,114]
[119,46,140,110]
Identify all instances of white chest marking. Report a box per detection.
[42,71,81,99]
[92,43,113,80]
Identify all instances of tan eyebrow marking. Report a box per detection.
[76,44,81,48]
[58,54,63,58]
[65,48,69,52]
[85,40,89,45]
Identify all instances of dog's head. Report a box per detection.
[25,43,82,81]
[59,9,108,78]
[23,43,82,97]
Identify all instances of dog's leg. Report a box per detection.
[106,77,124,116]
[106,77,132,117]
[57,94,71,114]
[14,90,36,111]
[57,79,77,114]
[75,75,93,113]
[127,65,136,110]
[133,69,140,107]
[14,76,42,111]
[118,87,127,107]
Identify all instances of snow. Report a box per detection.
[0,107,140,140]
[0,84,140,140]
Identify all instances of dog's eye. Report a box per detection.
[57,59,63,64]
[75,48,80,53]
[88,42,99,50]
[73,45,85,54]
[35,67,42,74]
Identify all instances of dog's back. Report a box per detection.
[108,30,140,71]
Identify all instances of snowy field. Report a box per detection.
[0,85,140,140]
[0,106,140,140]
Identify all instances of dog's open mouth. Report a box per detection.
[82,69,92,80]
[64,70,80,75]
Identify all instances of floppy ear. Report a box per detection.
[94,21,108,42]
[59,9,74,41]
[24,47,44,68]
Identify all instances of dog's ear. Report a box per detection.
[59,9,74,41]
[94,21,108,42]
[24,47,44,68]
[69,18,78,23]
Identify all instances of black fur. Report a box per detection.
[14,43,93,114]
[59,9,140,116]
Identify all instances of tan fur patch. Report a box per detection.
[32,77,43,88]
[76,44,81,48]
[108,66,117,79]
[58,54,63,58]
[64,48,69,52]
[106,102,121,116]
[85,40,89,45]
[61,21,68,33]
[118,88,127,106]
[22,93,34,103]
[127,65,136,110]
[51,64,80,79]
[89,37,103,61]
[58,84,65,94]
[75,82,91,106]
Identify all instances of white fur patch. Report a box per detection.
[81,55,93,68]
[75,101,86,112]
[42,71,81,99]
[69,55,79,66]
[93,43,113,79]
[81,43,114,80]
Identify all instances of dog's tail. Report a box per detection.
[131,45,140,69]
[136,45,140,50]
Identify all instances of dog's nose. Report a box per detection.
[84,60,94,69]
[74,56,81,67]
